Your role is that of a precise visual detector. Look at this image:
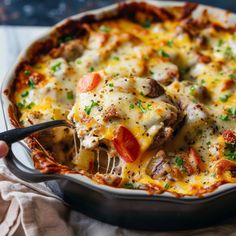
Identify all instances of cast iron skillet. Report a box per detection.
[2,0,236,230]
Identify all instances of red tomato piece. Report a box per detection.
[112,126,140,163]
[77,72,101,92]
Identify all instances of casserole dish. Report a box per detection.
[1,0,236,230]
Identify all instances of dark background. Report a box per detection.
[0,0,235,26]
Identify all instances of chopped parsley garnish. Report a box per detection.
[217,39,224,47]
[17,100,34,109]
[158,49,170,58]
[89,66,94,72]
[201,79,206,84]
[225,152,236,161]
[211,173,216,178]
[219,94,230,102]
[179,67,187,78]
[220,115,230,121]
[66,91,74,100]
[51,61,61,72]
[224,143,236,161]
[108,83,114,87]
[129,104,135,109]
[175,156,184,167]
[175,156,184,169]
[141,19,151,28]
[137,101,147,113]
[164,182,170,189]
[59,35,74,44]
[136,101,152,113]
[113,56,120,61]
[123,182,138,189]
[189,85,197,95]
[206,141,211,145]
[99,25,111,33]
[229,73,236,80]
[17,102,24,109]
[21,91,29,98]
[26,102,35,109]
[167,40,174,47]
[84,100,98,115]
[76,59,82,64]
[28,78,35,89]
[228,107,236,115]
[24,70,31,75]
[224,46,235,59]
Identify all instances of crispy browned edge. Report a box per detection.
[4,1,235,196]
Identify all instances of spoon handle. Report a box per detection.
[0,120,69,144]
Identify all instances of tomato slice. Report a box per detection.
[77,72,101,92]
[112,126,140,163]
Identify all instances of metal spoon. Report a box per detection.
[0,120,71,144]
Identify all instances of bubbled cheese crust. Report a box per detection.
[11,2,236,196]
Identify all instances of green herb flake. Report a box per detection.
[137,100,146,113]
[123,182,138,189]
[189,85,197,95]
[99,25,111,33]
[113,56,120,61]
[17,102,24,109]
[167,40,174,47]
[21,91,29,98]
[201,79,206,84]
[26,102,35,109]
[211,173,216,178]
[129,104,135,109]
[66,91,74,100]
[175,156,184,168]
[84,100,98,115]
[217,39,224,47]
[229,74,236,80]
[164,182,170,189]
[219,94,230,102]
[28,78,35,89]
[179,67,187,78]
[219,115,230,121]
[76,59,82,64]
[51,61,61,72]
[141,19,151,28]
[143,55,149,61]
[108,83,114,87]
[206,141,211,145]
[158,49,170,58]
[147,104,152,110]
[225,152,236,161]
[228,107,236,115]
[59,35,74,44]
[24,70,31,75]
[89,66,94,72]
[224,46,234,59]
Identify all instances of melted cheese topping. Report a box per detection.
[13,7,236,196]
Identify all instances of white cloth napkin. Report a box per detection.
[2,165,236,236]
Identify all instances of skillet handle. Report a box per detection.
[0,120,68,144]
[4,148,62,182]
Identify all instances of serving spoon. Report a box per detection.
[0,120,72,144]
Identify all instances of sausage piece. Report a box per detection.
[61,39,84,61]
